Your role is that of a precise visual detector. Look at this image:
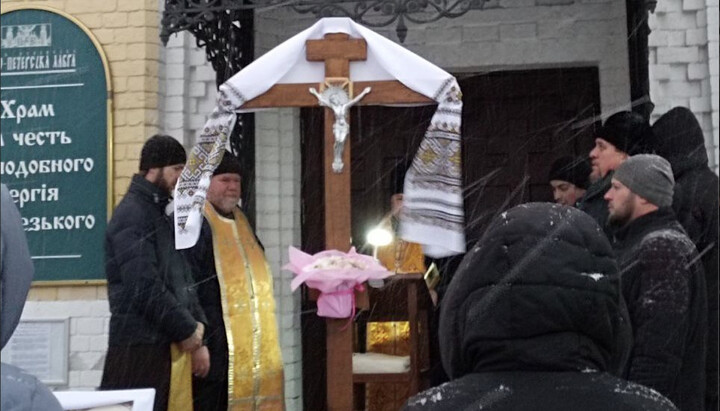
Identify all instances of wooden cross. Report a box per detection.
[242,32,432,410]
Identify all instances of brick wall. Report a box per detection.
[23,289,110,389]
[710,0,720,172]
[253,23,305,409]
[254,108,303,410]
[2,0,161,391]
[648,0,719,172]
[2,0,163,204]
[158,30,218,146]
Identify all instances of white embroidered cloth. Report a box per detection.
[174,17,465,258]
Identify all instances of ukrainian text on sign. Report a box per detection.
[0,8,109,281]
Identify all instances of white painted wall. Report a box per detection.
[159,30,218,146]
[255,0,632,114]
[254,108,303,410]
[649,0,719,172]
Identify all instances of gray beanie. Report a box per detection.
[613,154,675,207]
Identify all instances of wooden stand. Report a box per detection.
[353,274,433,409]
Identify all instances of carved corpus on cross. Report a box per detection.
[309,83,372,173]
[241,32,433,410]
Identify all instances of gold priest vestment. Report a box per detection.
[205,203,285,410]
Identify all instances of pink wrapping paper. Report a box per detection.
[284,247,392,318]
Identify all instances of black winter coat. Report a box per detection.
[184,218,229,382]
[405,203,676,411]
[578,173,613,239]
[653,106,719,408]
[613,208,707,411]
[105,174,206,347]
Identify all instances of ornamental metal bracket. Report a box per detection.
[162,0,491,45]
[289,0,490,42]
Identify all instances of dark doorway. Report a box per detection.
[459,67,600,244]
[300,66,601,410]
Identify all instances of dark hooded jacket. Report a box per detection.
[613,207,707,411]
[578,172,613,239]
[404,203,676,411]
[653,106,719,408]
[1,184,63,411]
[104,174,206,346]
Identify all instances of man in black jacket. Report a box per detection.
[578,111,652,238]
[652,107,719,411]
[605,154,707,411]
[404,203,675,411]
[101,135,208,411]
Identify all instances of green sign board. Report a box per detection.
[0,7,111,283]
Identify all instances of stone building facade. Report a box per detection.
[2,0,716,410]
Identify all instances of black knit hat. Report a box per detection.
[139,134,186,171]
[548,156,591,189]
[596,111,652,155]
[213,151,242,177]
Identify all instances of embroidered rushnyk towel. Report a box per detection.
[174,17,465,258]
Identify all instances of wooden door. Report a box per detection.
[460,67,600,244]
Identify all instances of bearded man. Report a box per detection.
[578,111,652,237]
[605,154,707,411]
[102,135,207,411]
[185,152,284,411]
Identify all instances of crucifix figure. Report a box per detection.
[309,84,372,172]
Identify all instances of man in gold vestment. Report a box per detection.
[186,152,284,411]
[375,193,427,275]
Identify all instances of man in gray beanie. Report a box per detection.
[605,154,708,411]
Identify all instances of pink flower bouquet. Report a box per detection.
[284,246,392,318]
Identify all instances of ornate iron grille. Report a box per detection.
[162,0,489,44]
[286,0,488,42]
[161,1,257,226]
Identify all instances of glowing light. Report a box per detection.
[367,227,393,247]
